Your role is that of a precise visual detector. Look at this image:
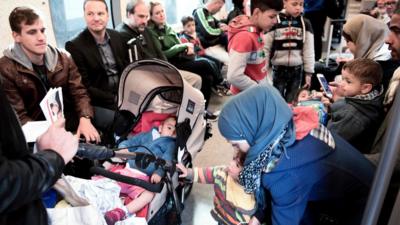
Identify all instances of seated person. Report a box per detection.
[193,0,230,65]
[104,117,177,224]
[147,2,216,109]
[322,58,384,153]
[179,15,230,96]
[0,6,100,143]
[176,151,257,225]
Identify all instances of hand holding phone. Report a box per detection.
[316,74,333,99]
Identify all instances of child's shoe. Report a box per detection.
[104,208,126,225]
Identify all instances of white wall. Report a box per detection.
[0,0,57,57]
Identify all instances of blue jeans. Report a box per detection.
[272,65,303,103]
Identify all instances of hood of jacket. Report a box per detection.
[3,43,58,72]
[228,15,259,42]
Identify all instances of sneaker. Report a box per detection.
[205,110,219,122]
[104,208,126,225]
[211,87,224,97]
[217,86,232,96]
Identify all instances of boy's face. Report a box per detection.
[84,0,109,34]
[339,69,370,97]
[227,156,243,180]
[159,119,176,137]
[183,21,196,35]
[284,0,304,18]
[253,8,278,32]
[13,18,47,58]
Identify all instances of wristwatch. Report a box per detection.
[82,115,92,120]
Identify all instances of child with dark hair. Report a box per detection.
[179,15,231,96]
[227,0,283,94]
[292,88,328,125]
[176,151,256,225]
[323,58,385,153]
[103,117,177,225]
[264,0,315,102]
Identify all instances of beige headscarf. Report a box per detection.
[343,14,391,60]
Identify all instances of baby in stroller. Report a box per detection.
[104,117,177,225]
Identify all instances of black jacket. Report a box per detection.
[115,22,167,61]
[65,28,128,109]
[0,81,65,225]
[328,91,384,153]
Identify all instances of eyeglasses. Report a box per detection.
[385,1,397,6]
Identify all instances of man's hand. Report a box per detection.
[151,173,162,184]
[36,118,79,164]
[77,117,101,143]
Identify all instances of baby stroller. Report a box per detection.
[80,59,210,225]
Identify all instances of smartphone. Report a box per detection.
[316,74,333,99]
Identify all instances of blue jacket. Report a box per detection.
[118,128,176,177]
[262,134,375,225]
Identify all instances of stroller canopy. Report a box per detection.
[118,59,184,116]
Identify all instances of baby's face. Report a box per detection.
[297,90,311,102]
[227,156,243,181]
[159,119,176,137]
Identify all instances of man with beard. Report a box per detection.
[115,0,202,90]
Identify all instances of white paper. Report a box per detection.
[22,120,51,142]
[40,87,64,123]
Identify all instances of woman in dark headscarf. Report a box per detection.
[218,84,375,225]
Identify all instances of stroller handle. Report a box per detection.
[90,166,164,193]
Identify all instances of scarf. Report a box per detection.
[343,14,391,60]
[218,85,296,194]
[384,67,400,108]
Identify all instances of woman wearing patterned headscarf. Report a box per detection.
[218,84,375,225]
[342,14,400,92]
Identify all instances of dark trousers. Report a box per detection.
[171,59,214,109]
[304,10,327,61]
[272,65,303,103]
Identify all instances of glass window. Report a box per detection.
[163,0,233,26]
[49,0,113,48]
[164,0,202,25]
